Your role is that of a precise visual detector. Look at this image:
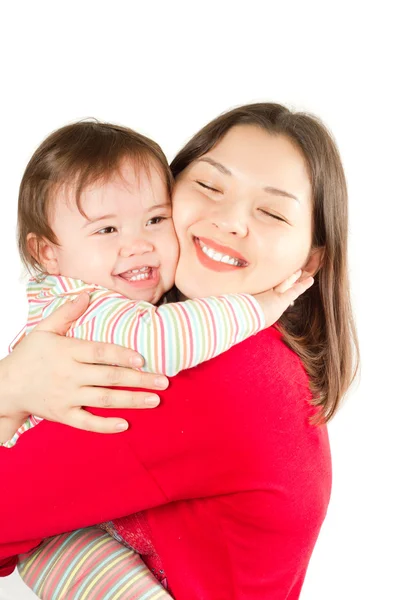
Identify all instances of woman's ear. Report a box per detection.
[302,246,325,278]
[26,234,60,275]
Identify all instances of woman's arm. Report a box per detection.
[0,293,168,442]
[0,328,330,595]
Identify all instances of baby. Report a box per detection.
[7,120,310,599]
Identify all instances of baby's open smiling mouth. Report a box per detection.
[117,266,160,288]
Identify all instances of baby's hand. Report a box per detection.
[254,270,314,328]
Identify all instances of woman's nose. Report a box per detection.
[211,205,248,237]
[119,238,154,258]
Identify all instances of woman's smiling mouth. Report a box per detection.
[193,237,248,272]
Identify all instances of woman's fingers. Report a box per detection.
[70,337,144,368]
[34,292,148,369]
[35,293,90,335]
[76,363,169,391]
[64,408,130,434]
[81,387,161,409]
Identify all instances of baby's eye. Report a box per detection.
[146,216,167,226]
[96,226,117,234]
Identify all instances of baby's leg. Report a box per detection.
[18,527,171,599]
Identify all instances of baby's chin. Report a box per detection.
[121,287,166,304]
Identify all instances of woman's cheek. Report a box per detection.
[173,188,208,225]
[252,231,302,287]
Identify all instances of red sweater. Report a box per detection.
[0,328,331,599]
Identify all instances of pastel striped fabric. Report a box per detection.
[3,275,265,448]
[18,527,171,599]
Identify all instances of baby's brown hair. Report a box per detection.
[18,120,173,274]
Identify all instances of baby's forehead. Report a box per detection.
[55,162,171,219]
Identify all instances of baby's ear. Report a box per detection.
[26,233,60,275]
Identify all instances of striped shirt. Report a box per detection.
[3,275,265,448]
[18,527,171,599]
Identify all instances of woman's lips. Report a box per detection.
[197,237,248,263]
[193,237,248,272]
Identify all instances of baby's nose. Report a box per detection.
[119,239,154,257]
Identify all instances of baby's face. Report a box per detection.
[46,160,179,304]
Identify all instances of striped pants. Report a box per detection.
[18,527,171,599]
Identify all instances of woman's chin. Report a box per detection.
[175,277,243,300]
[175,277,218,300]
[175,263,275,298]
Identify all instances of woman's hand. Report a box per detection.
[0,293,168,441]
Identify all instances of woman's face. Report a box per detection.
[173,124,316,298]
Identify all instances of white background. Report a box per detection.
[0,1,399,599]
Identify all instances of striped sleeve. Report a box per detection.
[69,293,266,376]
[18,528,171,599]
[0,416,43,449]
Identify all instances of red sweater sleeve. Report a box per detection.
[0,328,331,594]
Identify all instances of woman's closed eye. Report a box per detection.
[258,209,288,223]
[196,181,222,194]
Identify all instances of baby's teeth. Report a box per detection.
[130,272,150,281]
[129,267,150,275]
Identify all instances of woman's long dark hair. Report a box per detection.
[171,103,359,422]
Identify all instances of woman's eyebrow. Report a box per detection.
[263,186,299,203]
[197,157,299,202]
[197,157,231,175]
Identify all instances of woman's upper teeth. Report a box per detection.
[199,240,244,266]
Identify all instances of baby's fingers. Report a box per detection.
[280,275,314,307]
[274,270,302,294]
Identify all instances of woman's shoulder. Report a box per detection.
[169,325,319,436]
[192,325,310,398]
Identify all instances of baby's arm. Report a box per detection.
[18,527,171,599]
[69,291,267,376]
[69,270,312,376]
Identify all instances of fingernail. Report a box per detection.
[115,422,128,432]
[130,355,143,367]
[145,395,160,407]
[154,376,168,389]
